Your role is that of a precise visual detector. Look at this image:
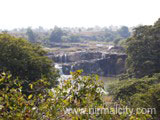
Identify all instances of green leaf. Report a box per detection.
[28,94,33,99]
[29,84,33,89]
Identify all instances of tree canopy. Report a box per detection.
[118,26,130,38]
[26,28,36,43]
[49,27,64,43]
[126,19,160,78]
[0,33,58,93]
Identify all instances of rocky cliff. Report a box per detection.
[48,51,127,77]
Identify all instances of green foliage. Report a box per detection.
[0,71,102,119]
[10,26,131,45]
[0,33,58,93]
[49,27,64,43]
[0,71,53,119]
[126,18,160,78]
[0,71,152,119]
[26,28,36,43]
[108,18,160,119]
[113,38,121,46]
[64,35,81,43]
[118,26,130,38]
[108,73,160,100]
[108,73,160,119]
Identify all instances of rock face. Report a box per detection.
[48,51,127,77]
[50,51,103,63]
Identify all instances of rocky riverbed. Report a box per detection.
[47,46,127,77]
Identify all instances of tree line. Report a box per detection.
[6,25,131,46]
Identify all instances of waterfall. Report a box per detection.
[108,45,114,50]
[55,63,63,75]
[71,65,74,72]
[54,63,72,82]
[58,54,63,63]
[64,54,67,63]
[58,54,67,63]
[101,53,106,59]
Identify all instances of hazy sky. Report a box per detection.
[0,0,160,29]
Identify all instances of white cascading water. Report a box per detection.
[54,63,72,81]
[64,54,67,63]
[71,65,74,71]
[108,45,114,50]
[53,63,73,94]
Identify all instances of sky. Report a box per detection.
[0,0,160,30]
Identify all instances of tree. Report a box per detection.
[118,26,130,38]
[126,18,160,78]
[0,33,58,93]
[113,38,121,46]
[66,35,81,43]
[49,27,64,43]
[26,28,36,43]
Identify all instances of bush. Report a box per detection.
[0,71,104,119]
[0,71,152,119]
[108,73,160,119]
